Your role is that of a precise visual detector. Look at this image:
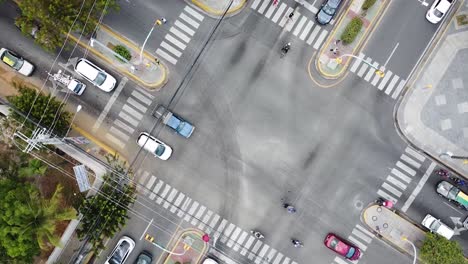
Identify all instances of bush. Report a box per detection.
[113,45,132,62]
[362,0,377,10]
[340,17,363,45]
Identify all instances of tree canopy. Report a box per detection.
[16,0,119,51]
[420,233,467,264]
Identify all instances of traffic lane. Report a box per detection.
[362,0,436,78]
[404,170,468,254]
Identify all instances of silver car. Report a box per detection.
[104,236,135,264]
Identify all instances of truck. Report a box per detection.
[49,70,86,95]
[154,105,195,138]
[436,180,468,209]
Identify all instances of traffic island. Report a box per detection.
[189,0,246,17]
[316,0,388,80]
[362,204,426,258]
[162,228,209,264]
[68,25,168,90]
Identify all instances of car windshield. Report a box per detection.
[346,247,355,258]
[1,51,24,70]
[109,241,130,264]
[430,220,441,231]
[155,144,166,156]
[322,4,336,15]
[73,83,84,93]
[434,9,444,17]
[95,72,107,85]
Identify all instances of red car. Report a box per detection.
[324,233,361,260]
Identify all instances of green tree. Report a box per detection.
[19,159,47,178]
[16,0,119,51]
[7,84,71,136]
[77,154,135,252]
[420,233,466,264]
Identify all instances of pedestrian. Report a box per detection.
[329,48,338,55]
[155,58,161,65]
[335,39,341,45]
[288,12,294,19]
[161,17,167,24]
[273,0,279,6]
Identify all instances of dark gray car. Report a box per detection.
[316,0,342,25]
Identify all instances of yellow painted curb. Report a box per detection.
[67,27,167,89]
[307,52,349,88]
[191,0,247,16]
[73,125,118,158]
[162,228,207,264]
[316,0,389,78]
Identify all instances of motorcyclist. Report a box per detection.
[251,230,264,239]
[291,239,303,247]
[281,43,291,53]
[283,203,296,213]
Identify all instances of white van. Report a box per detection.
[422,214,454,240]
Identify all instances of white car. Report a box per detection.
[202,258,219,264]
[0,48,34,76]
[74,58,116,92]
[137,132,173,160]
[421,214,454,240]
[426,0,453,24]
[104,236,135,264]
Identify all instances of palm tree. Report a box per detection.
[23,184,77,249]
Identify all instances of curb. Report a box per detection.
[316,0,389,79]
[67,25,168,90]
[162,228,208,264]
[190,0,247,17]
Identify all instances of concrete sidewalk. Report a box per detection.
[362,205,426,258]
[397,11,468,177]
[189,0,246,17]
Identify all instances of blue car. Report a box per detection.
[154,105,195,138]
[316,0,342,25]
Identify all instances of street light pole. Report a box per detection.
[401,236,417,264]
[64,105,82,138]
[335,54,385,77]
[140,19,164,63]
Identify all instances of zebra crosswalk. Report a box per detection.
[135,171,298,264]
[105,89,154,148]
[155,6,204,65]
[349,52,407,99]
[377,147,428,204]
[251,0,330,50]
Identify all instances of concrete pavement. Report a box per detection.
[190,0,246,16]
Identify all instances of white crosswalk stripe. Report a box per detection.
[272,3,287,23]
[355,224,375,238]
[180,13,200,28]
[313,29,328,50]
[396,161,416,176]
[377,189,398,204]
[169,27,190,43]
[293,16,307,36]
[350,52,365,73]
[306,25,320,45]
[161,41,182,57]
[364,62,379,81]
[378,70,393,90]
[156,48,177,65]
[400,154,421,169]
[391,168,412,183]
[258,0,270,13]
[184,6,204,21]
[348,235,368,251]
[175,20,195,36]
[227,227,242,247]
[333,256,349,264]
[234,231,248,251]
[382,182,402,197]
[392,79,406,99]
[265,4,277,18]
[300,20,314,40]
[386,175,407,190]
[357,58,370,77]
[221,223,235,243]
[165,34,187,50]
[351,229,373,243]
[149,180,163,200]
[405,147,426,162]
[385,74,400,95]
[285,12,300,32]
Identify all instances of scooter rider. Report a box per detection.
[281,43,291,53]
[251,230,264,239]
[291,239,303,247]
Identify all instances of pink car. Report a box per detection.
[324,233,361,260]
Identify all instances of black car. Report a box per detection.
[135,251,152,264]
[316,0,342,25]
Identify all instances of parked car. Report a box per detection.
[421,214,454,240]
[50,70,86,95]
[316,0,342,25]
[324,233,361,260]
[426,0,453,24]
[104,236,135,264]
[135,251,152,264]
[0,48,34,76]
[74,58,116,92]
[137,132,173,160]
[202,258,219,264]
[436,180,468,209]
[154,105,195,138]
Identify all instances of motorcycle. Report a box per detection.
[291,239,303,248]
[283,203,296,213]
[280,43,291,57]
[376,197,394,209]
[250,230,265,239]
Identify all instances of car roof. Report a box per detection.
[436,0,452,12]
[137,133,160,152]
[76,59,100,80]
[202,258,218,264]
[327,234,351,254]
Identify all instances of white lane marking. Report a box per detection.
[180,13,200,29]
[351,229,373,243]
[127,97,147,113]
[356,224,375,238]
[273,252,283,264]
[313,29,328,50]
[109,127,130,141]
[300,20,314,40]
[279,7,294,27]
[140,218,153,240]
[371,66,383,86]
[377,189,398,204]
[391,168,412,183]
[377,70,393,90]
[364,61,379,81]
[149,180,163,200]
[251,0,262,9]
[221,223,236,243]
[234,231,248,251]
[258,0,270,14]
[122,104,143,120]
[396,161,416,176]
[113,119,135,134]
[350,52,365,73]
[306,25,320,45]
[391,79,406,99]
[383,42,399,67]
[241,236,256,255]
[285,12,300,32]
[105,134,125,149]
[272,3,287,23]
[227,227,242,247]
[175,20,195,36]
[131,90,153,105]
[357,58,370,77]
[184,6,204,21]
[92,77,128,132]
[401,154,421,169]
[156,48,178,65]
[161,41,183,57]
[265,3,277,18]
[165,34,187,50]
[347,235,368,251]
[117,111,138,126]
[401,162,437,212]
[293,16,307,36]
[405,147,426,162]
[382,182,403,197]
[386,175,407,190]
[169,28,190,44]
[385,74,400,95]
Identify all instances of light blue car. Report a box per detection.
[154,105,195,138]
